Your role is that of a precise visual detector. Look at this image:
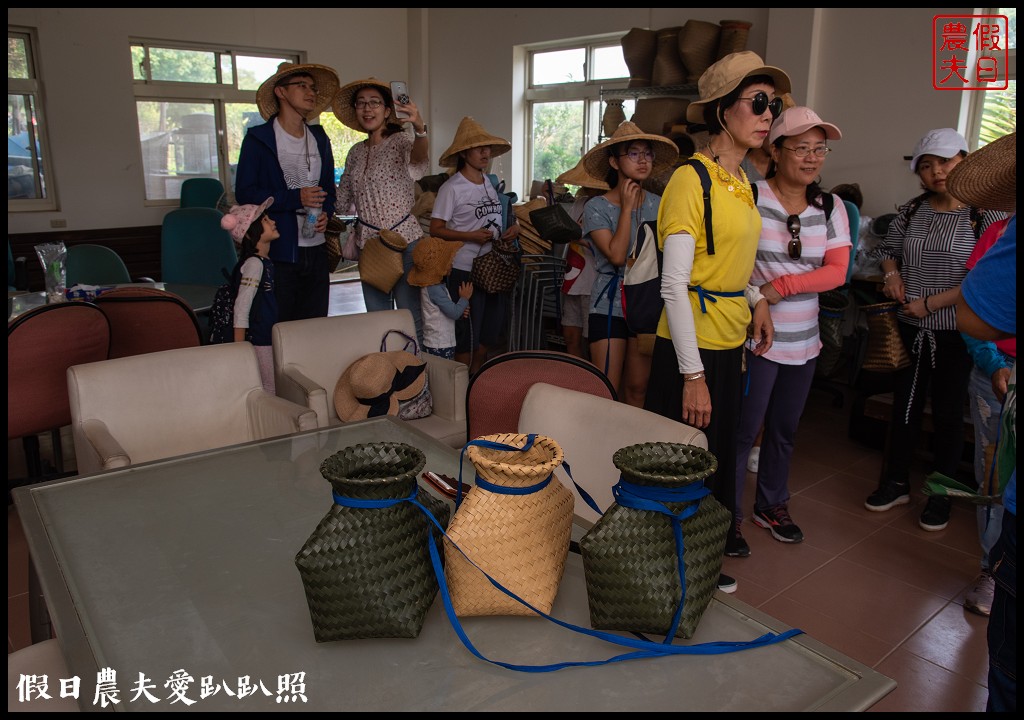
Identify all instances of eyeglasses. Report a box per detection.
[735,91,783,119]
[280,81,318,94]
[786,214,802,260]
[619,149,654,163]
[353,99,385,110]
[780,145,832,159]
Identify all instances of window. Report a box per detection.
[8,27,57,210]
[961,8,1016,148]
[130,41,362,205]
[525,38,630,188]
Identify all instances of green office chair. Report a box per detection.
[66,243,133,286]
[180,177,225,209]
[842,200,861,286]
[160,207,238,287]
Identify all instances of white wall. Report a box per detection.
[8,7,976,235]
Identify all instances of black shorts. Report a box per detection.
[588,313,634,341]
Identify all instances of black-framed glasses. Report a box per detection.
[736,91,783,119]
[280,81,318,94]
[781,145,832,158]
[353,99,385,110]
[786,214,802,260]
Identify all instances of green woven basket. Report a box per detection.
[295,442,450,642]
[579,442,729,639]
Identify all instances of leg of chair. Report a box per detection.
[22,435,43,480]
[50,428,64,476]
[29,557,54,643]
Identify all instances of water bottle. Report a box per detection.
[302,206,321,239]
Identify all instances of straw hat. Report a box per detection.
[946,131,1016,213]
[334,351,427,422]
[220,197,273,244]
[256,62,340,121]
[332,77,392,131]
[408,236,462,287]
[685,51,792,123]
[438,117,511,168]
[556,160,609,191]
[582,121,679,180]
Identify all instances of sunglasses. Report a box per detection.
[736,91,784,119]
[787,214,802,260]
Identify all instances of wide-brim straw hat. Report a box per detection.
[408,236,462,287]
[582,121,679,179]
[334,351,427,422]
[256,62,340,121]
[947,131,1016,213]
[555,160,609,191]
[439,117,511,168]
[332,77,392,131]
[686,51,792,123]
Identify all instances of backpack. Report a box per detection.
[208,258,265,344]
[620,159,836,336]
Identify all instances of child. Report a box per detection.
[220,197,280,393]
[407,235,472,360]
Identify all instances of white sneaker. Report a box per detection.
[964,571,995,617]
[746,446,760,474]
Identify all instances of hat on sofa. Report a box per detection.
[409,236,462,288]
[256,62,340,121]
[334,351,427,421]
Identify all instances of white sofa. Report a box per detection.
[68,342,318,475]
[272,309,468,448]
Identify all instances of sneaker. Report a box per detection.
[746,446,760,473]
[864,481,910,512]
[964,571,995,617]
[752,505,804,543]
[724,518,751,557]
[919,495,951,531]
[717,573,737,594]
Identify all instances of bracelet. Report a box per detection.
[923,295,932,314]
[882,269,899,283]
[683,371,705,382]
[414,125,428,138]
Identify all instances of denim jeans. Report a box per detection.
[361,240,423,347]
[968,365,1007,570]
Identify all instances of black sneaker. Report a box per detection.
[752,505,804,543]
[864,481,910,512]
[717,573,737,594]
[724,519,751,558]
[919,495,951,531]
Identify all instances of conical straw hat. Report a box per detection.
[438,117,511,168]
[946,131,1016,213]
[256,62,340,121]
[582,121,679,180]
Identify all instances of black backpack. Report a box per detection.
[208,258,266,344]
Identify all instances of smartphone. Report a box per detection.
[390,81,411,121]
[422,471,460,499]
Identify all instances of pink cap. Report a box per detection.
[221,197,274,244]
[769,106,842,145]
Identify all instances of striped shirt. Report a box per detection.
[877,197,1005,331]
[748,181,852,365]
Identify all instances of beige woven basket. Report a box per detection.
[651,27,686,87]
[631,98,691,135]
[679,19,721,83]
[443,433,574,617]
[715,19,752,61]
[359,230,407,293]
[621,27,658,88]
[861,301,912,372]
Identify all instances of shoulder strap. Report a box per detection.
[821,193,834,222]
[684,158,715,255]
[751,182,758,205]
[969,207,983,240]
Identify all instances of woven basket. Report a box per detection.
[816,290,851,378]
[651,26,686,87]
[325,215,345,273]
[621,27,658,88]
[630,97,691,135]
[861,301,912,372]
[443,433,574,617]
[715,20,753,61]
[295,442,451,641]
[579,442,729,639]
[602,100,627,138]
[359,230,407,293]
[679,20,721,83]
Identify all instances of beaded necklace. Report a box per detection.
[693,150,755,209]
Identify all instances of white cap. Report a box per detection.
[910,128,968,172]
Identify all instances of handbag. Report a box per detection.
[529,180,582,245]
[471,235,521,294]
[359,229,407,293]
[381,329,433,420]
[816,289,851,378]
[861,301,912,372]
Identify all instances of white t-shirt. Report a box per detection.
[431,172,504,271]
[273,119,323,246]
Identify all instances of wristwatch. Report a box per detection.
[414,125,428,138]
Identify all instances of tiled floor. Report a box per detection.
[8,280,994,711]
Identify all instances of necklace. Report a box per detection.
[694,151,754,209]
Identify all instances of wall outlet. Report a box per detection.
[50,219,68,228]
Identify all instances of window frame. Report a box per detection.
[959,8,1016,148]
[8,26,59,212]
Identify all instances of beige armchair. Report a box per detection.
[518,383,708,524]
[272,309,468,448]
[68,342,317,475]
